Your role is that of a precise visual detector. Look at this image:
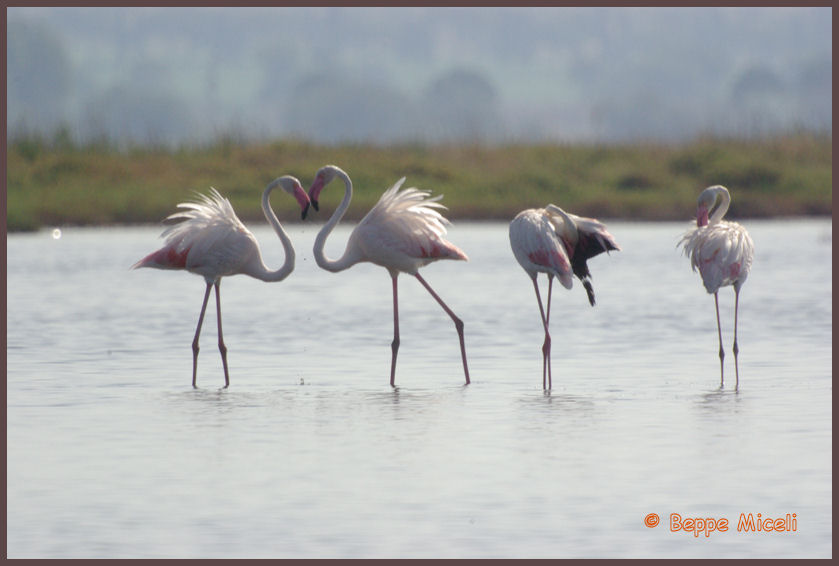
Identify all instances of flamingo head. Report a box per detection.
[696,185,726,227]
[696,188,717,227]
[295,187,311,220]
[307,165,341,212]
[276,176,311,220]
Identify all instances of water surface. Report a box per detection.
[7,220,832,558]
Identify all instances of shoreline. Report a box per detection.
[7,132,832,232]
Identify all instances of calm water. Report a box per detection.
[7,219,832,558]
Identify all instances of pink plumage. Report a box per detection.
[350,177,468,274]
[509,204,620,389]
[132,188,260,278]
[133,177,310,388]
[679,184,754,389]
[307,165,470,387]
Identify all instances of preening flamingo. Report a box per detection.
[132,176,311,388]
[307,164,470,387]
[679,185,754,389]
[509,204,620,390]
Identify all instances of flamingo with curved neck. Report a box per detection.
[308,164,471,387]
[679,184,754,389]
[509,203,620,389]
[133,175,310,388]
[696,184,734,227]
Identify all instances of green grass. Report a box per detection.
[6,132,832,231]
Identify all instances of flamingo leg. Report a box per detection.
[546,275,553,326]
[531,276,551,391]
[733,286,741,391]
[214,281,230,388]
[546,275,554,390]
[191,281,214,388]
[414,273,470,385]
[714,291,725,388]
[390,274,400,387]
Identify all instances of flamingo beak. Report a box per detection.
[308,176,325,212]
[293,185,312,220]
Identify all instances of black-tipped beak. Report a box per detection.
[301,202,310,220]
[312,200,319,212]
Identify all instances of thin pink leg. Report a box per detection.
[414,273,470,385]
[191,281,213,388]
[546,275,553,326]
[214,281,230,388]
[546,275,554,390]
[531,276,551,390]
[733,287,741,391]
[390,274,400,387]
[714,291,724,388]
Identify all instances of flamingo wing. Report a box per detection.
[542,207,620,259]
[565,213,621,259]
[354,178,468,271]
[137,189,259,278]
[680,221,754,293]
[509,209,574,288]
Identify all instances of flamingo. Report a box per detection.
[307,164,470,387]
[132,176,311,388]
[509,204,620,390]
[679,185,754,389]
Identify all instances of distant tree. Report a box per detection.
[793,55,831,130]
[7,19,73,137]
[591,90,701,142]
[79,85,196,147]
[284,72,416,143]
[728,65,788,135]
[730,65,785,100]
[420,68,501,142]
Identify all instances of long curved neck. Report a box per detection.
[313,168,361,272]
[545,204,579,244]
[248,180,296,282]
[709,186,731,224]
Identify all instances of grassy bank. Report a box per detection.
[6,132,831,232]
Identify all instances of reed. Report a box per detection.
[7,132,831,231]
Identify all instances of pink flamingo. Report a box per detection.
[509,204,620,390]
[307,164,470,387]
[132,176,311,388]
[679,185,754,389]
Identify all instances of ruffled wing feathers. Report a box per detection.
[679,221,754,292]
[509,210,574,288]
[160,188,248,252]
[358,178,467,262]
[136,188,257,275]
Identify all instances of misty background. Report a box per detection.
[7,6,832,147]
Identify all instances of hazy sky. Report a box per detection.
[7,6,832,145]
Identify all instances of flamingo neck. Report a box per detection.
[313,168,362,273]
[545,204,579,248]
[247,179,296,282]
[709,186,731,225]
